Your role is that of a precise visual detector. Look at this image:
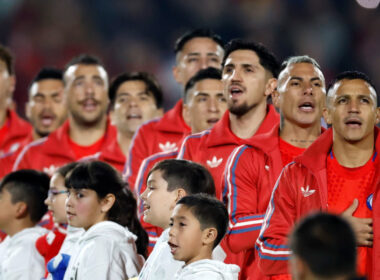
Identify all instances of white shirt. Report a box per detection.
[63,221,144,280]
[0,226,47,280]
[174,259,240,280]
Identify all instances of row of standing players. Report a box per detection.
[0,28,379,279]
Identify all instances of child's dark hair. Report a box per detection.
[0,170,50,223]
[147,159,215,196]
[55,162,80,178]
[177,194,228,248]
[65,161,149,257]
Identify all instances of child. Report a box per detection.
[138,159,223,280]
[63,161,147,280]
[0,169,50,279]
[169,194,240,279]
[35,162,81,279]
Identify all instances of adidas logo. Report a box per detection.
[158,142,178,153]
[207,156,223,168]
[301,185,316,198]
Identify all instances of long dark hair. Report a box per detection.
[65,161,148,257]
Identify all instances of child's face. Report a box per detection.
[0,187,17,234]
[45,173,68,224]
[65,188,106,230]
[168,204,204,265]
[140,169,179,229]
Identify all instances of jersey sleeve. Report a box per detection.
[223,145,265,253]
[255,164,297,276]
[125,124,152,190]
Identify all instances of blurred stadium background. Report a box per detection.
[0,0,379,116]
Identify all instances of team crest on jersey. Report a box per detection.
[367,193,373,211]
[207,156,223,168]
[301,185,315,197]
[158,142,177,152]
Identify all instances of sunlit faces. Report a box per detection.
[274,62,325,127]
[111,80,161,136]
[64,64,109,126]
[0,60,14,115]
[45,173,68,224]
[183,79,227,133]
[26,79,67,137]
[65,188,109,230]
[173,38,224,86]
[140,169,180,229]
[0,187,18,234]
[324,79,380,143]
[168,204,206,265]
[222,50,273,116]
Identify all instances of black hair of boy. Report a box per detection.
[326,70,378,106]
[56,161,80,178]
[147,159,216,196]
[65,161,149,257]
[174,28,224,54]
[289,212,357,279]
[222,39,280,78]
[64,54,104,73]
[176,193,228,249]
[0,170,50,223]
[28,67,63,91]
[184,67,222,103]
[108,71,164,108]
[0,44,14,75]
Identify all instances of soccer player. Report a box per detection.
[13,54,118,174]
[125,28,224,189]
[256,71,380,279]
[223,55,325,279]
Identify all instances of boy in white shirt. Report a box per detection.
[138,159,218,279]
[0,169,50,279]
[169,194,240,280]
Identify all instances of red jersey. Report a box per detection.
[13,119,118,175]
[222,124,307,279]
[125,100,191,189]
[256,128,380,279]
[178,105,279,199]
[0,110,32,157]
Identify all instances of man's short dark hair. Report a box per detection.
[147,159,215,196]
[327,71,378,105]
[64,54,104,73]
[0,170,50,223]
[177,193,228,248]
[29,67,63,91]
[290,212,357,279]
[184,67,222,103]
[222,39,280,78]
[0,44,14,75]
[109,72,163,108]
[174,28,223,54]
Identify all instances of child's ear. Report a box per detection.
[14,201,28,219]
[100,194,116,213]
[174,188,187,203]
[201,227,218,246]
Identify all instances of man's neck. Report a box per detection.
[117,131,133,156]
[69,116,108,146]
[332,130,375,168]
[0,109,7,128]
[229,102,267,139]
[280,119,321,148]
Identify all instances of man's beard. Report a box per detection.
[228,102,256,117]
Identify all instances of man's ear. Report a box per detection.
[25,102,32,121]
[201,227,218,246]
[172,66,182,85]
[322,107,332,125]
[265,78,277,97]
[100,193,116,213]
[174,188,187,203]
[376,107,380,125]
[182,103,191,127]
